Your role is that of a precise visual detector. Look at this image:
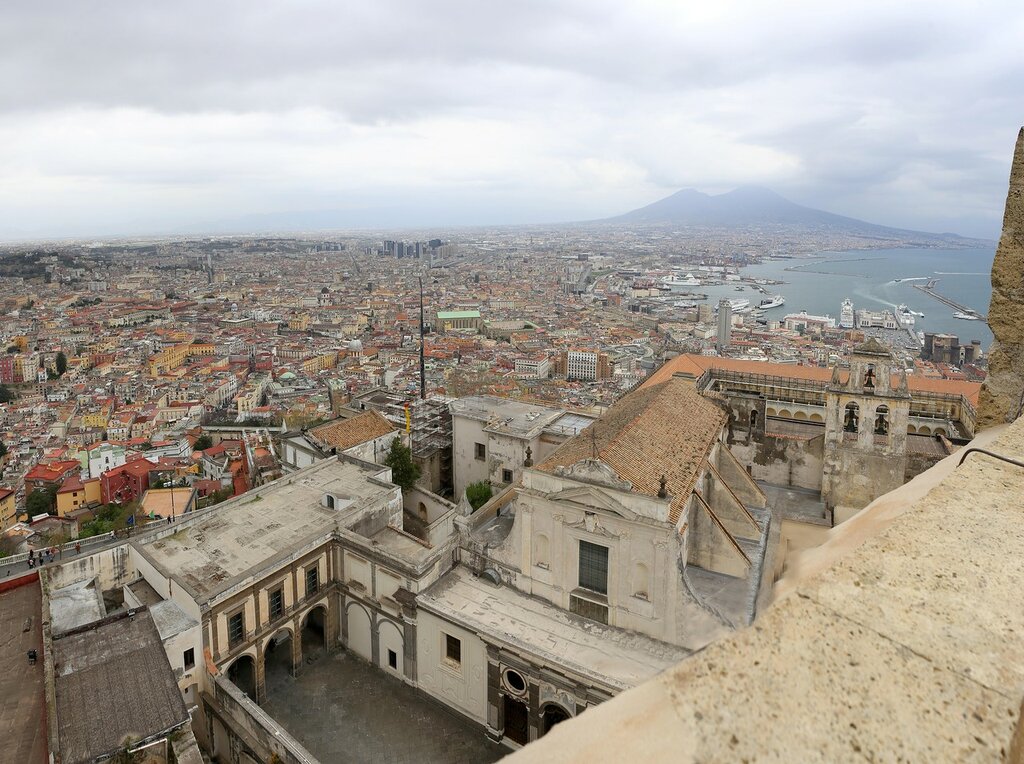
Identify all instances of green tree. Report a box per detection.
[0,440,7,458]
[465,481,493,510]
[383,437,421,492]
[25,487,56,516]
[193,434,213,451]
[0,384,13,403]
[55,351,67,376]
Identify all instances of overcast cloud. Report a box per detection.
[0,0,1021,239]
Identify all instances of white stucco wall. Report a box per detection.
[416,609,489,723]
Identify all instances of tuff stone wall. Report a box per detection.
[978,127,1024,427]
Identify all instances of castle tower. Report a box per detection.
[821,339,911,521]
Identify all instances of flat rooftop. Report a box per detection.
[450,395,565,437]
[419,567,688,691]
[0,577,47,764]
[53,609,189,763]
[136,458,397,603]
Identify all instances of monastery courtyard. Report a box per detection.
[261,645,505,764]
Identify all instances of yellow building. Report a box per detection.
[149,343,192,376]
[81,402,114,429]
[289,314,311,331]
[56,477,101,517]
[0,488,17,532]
[301,352,338,374]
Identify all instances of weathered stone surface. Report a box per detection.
[979,127,1024,427]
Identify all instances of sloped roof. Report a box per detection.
[538,377,727,523]
[308,410,396,452]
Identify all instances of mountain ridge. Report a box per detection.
[601,185,984,243]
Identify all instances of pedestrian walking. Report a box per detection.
[75,542,81,554]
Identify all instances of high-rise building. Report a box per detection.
[716,299,732,351]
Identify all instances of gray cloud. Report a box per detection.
[0,0,1021,239]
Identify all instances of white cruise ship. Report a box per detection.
[758,295,785,309]
[661,273,701,292]
[839,298,854,329]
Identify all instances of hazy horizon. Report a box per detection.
[2,1,1022,241]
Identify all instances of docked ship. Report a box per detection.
[839,298,855,329]
[758,295,785,309]
[728,298,751,314]
[896,304,916,327]
[661,273,701,292]
[953,311,982,321]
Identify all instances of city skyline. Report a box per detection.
[1,1,1022,240]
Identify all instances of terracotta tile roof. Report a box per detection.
[537,377,727,524]
[308,410,397,452]
[645,354,982,405]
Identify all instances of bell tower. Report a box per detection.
[822,339,912,521]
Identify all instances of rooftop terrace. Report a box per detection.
[136,458,397,602]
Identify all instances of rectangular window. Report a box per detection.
[444,633,462,668]
[269,587,284,619]
[183,648,195,670]
[305,565,319,597]
[502,468,513,483]
[388,649,398,669]
[474,442,486,460]
[228,612,244,646]
[578,540,609,595]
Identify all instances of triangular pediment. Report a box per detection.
[543,485,638,520]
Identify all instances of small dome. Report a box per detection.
[347,339,363,352]
[321,286,330,294]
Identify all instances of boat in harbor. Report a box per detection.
[953,311,982,321]
[728,298,751,313]
[661,274,701,291]
[758,295,786,309]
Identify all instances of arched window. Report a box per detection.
[844,402,860,433]
[864,364,876,389]
[418,501,428,522]
[874,405,889,436]
[325,494,335,509]
[534,533,549,569]
[632,561,650,600]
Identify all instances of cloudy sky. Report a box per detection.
[1,0,1021,239]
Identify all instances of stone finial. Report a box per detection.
[524,446,533,467]
[658,474,668,499]
[978,127,1024,427]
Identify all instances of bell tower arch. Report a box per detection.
[822,339,912,521]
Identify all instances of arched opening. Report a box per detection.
[907,424,918,435]
[263,628,294,693]
[748,410,758,429]
[794,410,807,420]
[874,405,890,436]
[934,428,947,438]
[864,364,876,389]
[809,412,824,423]
[541,704,572,736]
[766,406,777,417]
[326,494,335,509]
[227,654,257,702]
[631,561,650,600]
[919,425,932,436]
[843,402,860,433]
[301,605,327,664]
[418,501,428,522]
[534,533,550,569]
[778,409,792,420]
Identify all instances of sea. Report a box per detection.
[697,247,995,349]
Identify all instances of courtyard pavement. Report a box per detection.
[261,645,506,764]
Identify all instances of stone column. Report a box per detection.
[291,616,303,675]
[369,613,380,667]
[979,127,1024,427]
[254,644,266,706]
[402,617,417,683]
